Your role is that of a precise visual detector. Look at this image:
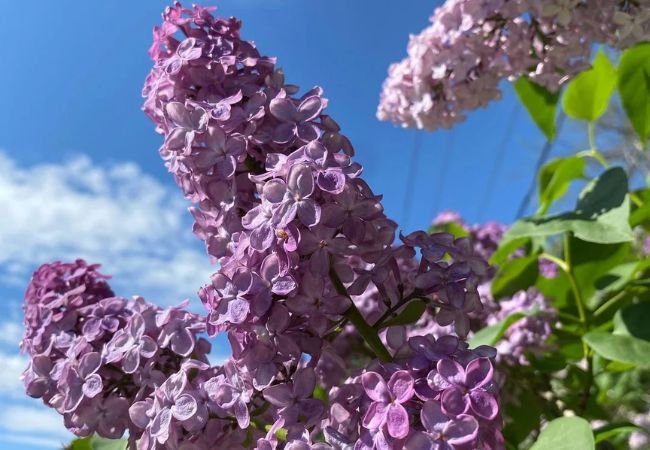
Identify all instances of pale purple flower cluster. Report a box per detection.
[20,260,216,445]
[324,335,503,449]
[20,5,508,450]
[488,289,555,365]
[426,213,556,364]
[138,3,501,449]
[378,0,650,130]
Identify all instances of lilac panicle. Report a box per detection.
[22,4,508,450]
[377,0,650,131]
[139,3,501,448]
[20,260,216,445]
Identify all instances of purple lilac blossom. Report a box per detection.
[22,4,508,450]
[378,0,650,131]
[423,212,557,364]
[140,4,499,449]
[20,260,219,446]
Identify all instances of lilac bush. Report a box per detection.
[377,0,650,130]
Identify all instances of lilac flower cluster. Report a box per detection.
[137,3,501,448]
[487,289,555,365]
[377,0,650,130]
[426,212,557,364]
[20,260,219,445]
[324,335,503,449]
[21,4,506,450]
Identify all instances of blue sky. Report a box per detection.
[0,1,584,448]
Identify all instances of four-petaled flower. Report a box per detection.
[269,93,325,143]
[428,358,498,420]
[106,313,158,374]
[361,370,415,439]
[405,401,479,450]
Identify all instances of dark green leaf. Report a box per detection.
[594,262,638,294]
[583,331,650,368]
[614,301,650,341]
[469,309,536,347]
[514,77,559,140]
[380,299,427,329]
[618,42,650,143]
[537,156,586,215]
[568,239,632,309]
[503,388,544,445]
[562,50,616,122]
[504,168,633,244]
[491,254,539,299]
[530,416,595,450]
[529,352,568,372]
[594,422,647,443]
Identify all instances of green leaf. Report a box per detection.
[489,237,530,265]
[491,254,539,299]
[68,437,92,450]
[568,239,632,309]
[618,42,650,143]
[537,156,586,215]
[594,422,647,443]
[67,437,127,450]
[614,301,650,341]
[428,220,469,238]
[504,167,633,244]
[503,388,545,446]
[468,309,536,347]
[562,50,617,122]
[514,77,560,140]
[530,416,595,450]
[583,331,650,368]
[379,299,427,329]
[594,262,638,294]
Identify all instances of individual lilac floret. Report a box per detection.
[106,313,158,374]
[429,358,499,420]
[406,401,478,450]
[361,370,415,439]
[263,368,324,428]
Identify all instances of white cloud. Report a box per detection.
[0,151,214,306]
[0,321,23,346]
[0,404,67,434]
[0,403,71,448]
[0,351,26,394]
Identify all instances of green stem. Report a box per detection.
[586,122,609,168]
[539,252,569,273]
[329,267,392,362]
[593,289,629,318]
[372,293,421,330]
[563,234,588,328]
[562,232,594,415]
[630,192,644,208]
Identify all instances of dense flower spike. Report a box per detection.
[20,261,217,444]
[377,0,650,130]
[139,3,500,448]
[23,4,512,450]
